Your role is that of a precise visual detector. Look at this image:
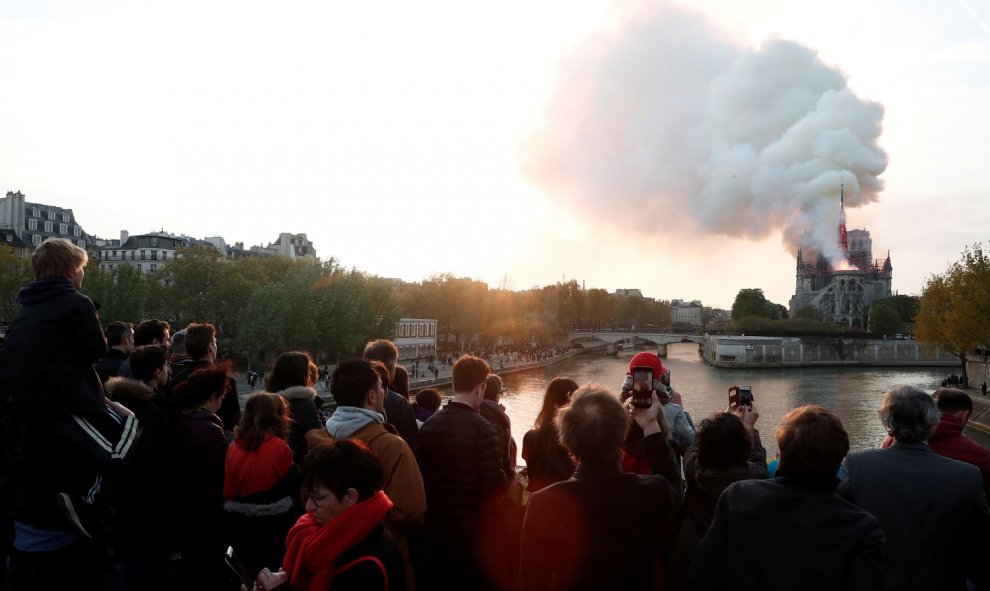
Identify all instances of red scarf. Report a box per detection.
[283,490,393,591]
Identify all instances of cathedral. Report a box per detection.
[788,189,892,329]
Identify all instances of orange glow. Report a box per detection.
[835,259,859,271]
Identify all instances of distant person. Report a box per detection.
[364,340,419,456]
[522,377,578,493]
[982,382,987,396]
[692,405,884,591]
[167,329,192,375]
[413,388,442,428]
[839,385,990,590]
[94,321,134,383]
[519,385,679,591]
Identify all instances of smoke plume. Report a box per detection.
[525,5,887,262]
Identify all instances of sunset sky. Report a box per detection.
[2,0,988,309]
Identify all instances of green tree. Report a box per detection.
[81,262,150,323]
[731,288,770,321]
[793,304,823,321]
[868,302,901,336]
[915,243,990,385]
[0,247,32,325]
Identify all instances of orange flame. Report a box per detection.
[835,259,859,271]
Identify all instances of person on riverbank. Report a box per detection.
[522,377,579,493]
[666,406,767,591]
[364,339,419,457]
[519,385,679,591]
[418,355,509,591]
[692,405,884,590]
[839,385,990,590]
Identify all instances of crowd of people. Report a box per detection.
[1,238,990,591]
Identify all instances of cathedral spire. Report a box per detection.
[838,184,848,255]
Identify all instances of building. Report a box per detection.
[788,188,893,329]
[95,230,193,274]
[0,190,94,253]
[250,232,317,260]
[614,288,644,298]
[671,299,703,328]
[395,318,438,360]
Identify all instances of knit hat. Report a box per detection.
[628,352,666,379]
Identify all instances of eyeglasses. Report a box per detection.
[308,490,333,507]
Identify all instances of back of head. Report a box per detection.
[134,319,171,346]
[104,321,134,347]
[302,438,385,501]
[556,385,628,464]
[696,412,751,469]
[933,388,973,414]
[32,238,87,280]
[363,339,398,371]
[170,363,230,411]
[237,392,290,451]
[879,385,939,443]
[775,405,849,484]
[392,364,410,398]
[267,351,314,392]
[536,376,579,429]
[415,388,442,413]
[452,355,490,393]
[484,374,503,402]
[170,329,188,356]
[184,323,216,360]
[129,345,168,382]
[331,358,379,407]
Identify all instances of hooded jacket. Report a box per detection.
[275,386,325,466]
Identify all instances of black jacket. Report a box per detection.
[94,348,129,383]
[0,278,107,414]
[169,359,241,432]
[277,386,324,466]
[480,399,517,475]
[384,389,419,458]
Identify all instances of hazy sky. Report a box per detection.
[2,0,988,309]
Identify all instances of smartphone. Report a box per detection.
[631,366,653,409]
[728,385,754,408]
[226,546,254,587]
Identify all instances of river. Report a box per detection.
[496,343,958,465]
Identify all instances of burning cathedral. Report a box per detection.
[788,188,892,329]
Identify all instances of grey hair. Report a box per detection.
[878,385,940,443]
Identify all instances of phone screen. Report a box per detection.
[225,546,254,586]
[738,386,754,407]
[632,367,653,408]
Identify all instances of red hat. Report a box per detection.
[628,352,666,379]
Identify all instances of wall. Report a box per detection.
[703,336,958,368]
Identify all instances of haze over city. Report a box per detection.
[2,0,988,309]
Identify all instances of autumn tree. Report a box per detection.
[0,247,32,325]
[915,243,990,385]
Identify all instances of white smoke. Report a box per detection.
[525,5,887,262]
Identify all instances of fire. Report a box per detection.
[835,259,859,271]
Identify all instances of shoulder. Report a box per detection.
[278,386,317,401]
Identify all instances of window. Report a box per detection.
[77,240,85,249]
[151,237,158,247]
[28,219,37,230]
[112,250,117,259]
[31,208,39,217]
[135,263,142,272]
[4,233,11,242]
[31,235,41,246]
[62,213,69,222]
[59,224,67,235]
[151,251,157,260]
[150,264,157,273]
[44,221,52,233]
[140,250,146,260]
[161,250,166,260]
[47,210,55,220]
[73,226,80,237]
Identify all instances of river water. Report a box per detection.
[496,343,954,465]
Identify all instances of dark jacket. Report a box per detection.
[692,476,885,591]
[839,442,990,591]
[522,425,574,493]
[927,415,990,500]
[169,359,241,432]
[519,433,679,591]
[94,348,129,384]
[168,409,228,558]
[384,389,420,458]
[332,524,406,591]
[0,278,107,414]
[276,386,324,466]
[480,399,517,475]
[667,430,768,591]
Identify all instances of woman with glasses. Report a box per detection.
[249,439,403,591]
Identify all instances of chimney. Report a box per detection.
[120,230,129,244]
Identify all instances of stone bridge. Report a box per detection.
[567,331,706,354]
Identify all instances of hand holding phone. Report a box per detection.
[631,367,654,409]
[728,385,754,409]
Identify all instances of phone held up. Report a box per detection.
[226,546,254,587]
[728,385,754,409]
[631,366,654,409]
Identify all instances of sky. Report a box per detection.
[1,0,988,310]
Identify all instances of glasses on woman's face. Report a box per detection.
[308,490,333,507]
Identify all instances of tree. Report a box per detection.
[0,247,32,325]
[868,302,901,336]
[915,243,990,386]
[793,304,823,321]
[731,289,770,321]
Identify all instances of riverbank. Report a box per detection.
[703,335,958,368]
[405,348,585,390]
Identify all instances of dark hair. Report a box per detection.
[302,439,385,501]
[776,405,849,484]
[933,388,973,414]
[452,355,490,393]
[879,385,939,443]
[695,412,752,469]
[392,365,410,399]
[331,358,380,408]
[133,319,171,346]
[369,360,390,393]
[557,385,628,464]
[104,322,134,347]
[170,363,231,411]
[184,323,216,359]
[129,345,168,382]
[363,339,398,370]
[484,374,503,401]
[268,351,315,392]
[535,377,579,429]
[236,393,291,452]
[414,388,442,413]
